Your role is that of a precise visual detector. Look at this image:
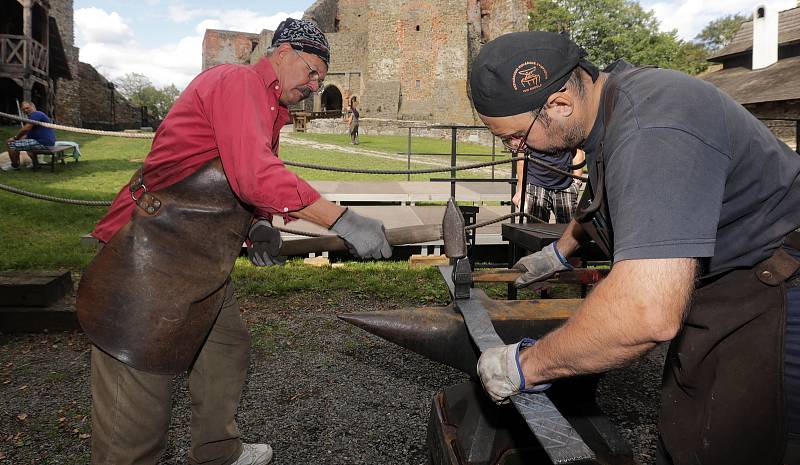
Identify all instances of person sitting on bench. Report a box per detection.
[5,101,56,170]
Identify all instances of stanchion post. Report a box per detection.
[450,127,457,198]
[407,127,412,181]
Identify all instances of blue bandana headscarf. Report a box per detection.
[271,18,330,65]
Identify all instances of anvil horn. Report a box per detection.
[339,297,581,377]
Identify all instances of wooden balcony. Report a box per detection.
[0,34,48,76]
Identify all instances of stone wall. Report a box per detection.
[304,0,339,32]
[307,116,497,146]
[48,0,82,126]
[250,29,275,65]
[203,29,259,70]
[746,99,800,147]
[78,62,141,130]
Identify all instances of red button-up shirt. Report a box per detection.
[92,58,321,243]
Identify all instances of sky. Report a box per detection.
[73,0,798,90]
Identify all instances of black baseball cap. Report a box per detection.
[470,31,597,117]
[271,18,330,65]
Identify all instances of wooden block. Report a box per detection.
[409,254,449,268]
[0,271,73,307]
[303,256,330,267]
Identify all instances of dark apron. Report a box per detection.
[76,158,253,374]
[659,243,798,465]
[574,68,800,463]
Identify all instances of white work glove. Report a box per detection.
[330,208,392,259]
[477,338,551,404]
[247,219,287,267]
[513,241,572,288]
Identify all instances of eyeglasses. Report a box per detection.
[294,49,325,95]
[500,103,546,155]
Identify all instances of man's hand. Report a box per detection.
[512,189,522,208]
[477,338,550,404]
[513,242,572,288]
[247,219,286,267]
[330,209,392,259]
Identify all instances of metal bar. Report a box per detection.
[407,127,412,181]
[492,137,496,180]
[438,266,596,464]
[394,152,498,157]
[429,178,515,183]
[450,128,457,198]
[472,268,609,284]
[796,120,799,156]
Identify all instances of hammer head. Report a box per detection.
[443,198,467,259]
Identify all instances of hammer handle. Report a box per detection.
[278,224,443,256]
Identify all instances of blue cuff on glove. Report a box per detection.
[514,337,552,393]
[551,242,573,269]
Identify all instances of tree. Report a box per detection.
[114,73,180,120]
[114,73,152,100]
[695,13,748,52]
[529,0,709,74]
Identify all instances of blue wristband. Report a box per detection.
[551,242,572,269]
[514,338,551,393]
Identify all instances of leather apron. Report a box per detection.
[574,67,799,463]
[76,158,253,374]
[659,244,798,465]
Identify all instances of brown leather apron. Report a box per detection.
[76,158,253,374]
[659,244,798,465]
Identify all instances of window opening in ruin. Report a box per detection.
[416,25,420,31]
[415,80,421,88]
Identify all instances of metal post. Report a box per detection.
[796,119,799,155]
[491,135,496,179]
[407,127,412,181]
[450,127,457,198]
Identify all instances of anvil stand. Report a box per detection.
[427,258,634,465]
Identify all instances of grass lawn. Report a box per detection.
[0,126,530,299]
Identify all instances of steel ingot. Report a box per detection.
[339,296,581,377]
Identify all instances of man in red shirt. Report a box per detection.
[77,19,390,465]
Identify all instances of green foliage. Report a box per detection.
[528,0,709,74]
[695,13,748,52]
[113,73,180,120]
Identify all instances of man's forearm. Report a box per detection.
[519,258,696,386]
[290,197,346,228]
[555,219,587,258]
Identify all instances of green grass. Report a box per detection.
[0,126,509,272]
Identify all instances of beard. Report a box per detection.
[538,118,585,153]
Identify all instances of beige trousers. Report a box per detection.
[90,280,251,465]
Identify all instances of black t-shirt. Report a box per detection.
[581,60,800,274]
[526,148,575,190]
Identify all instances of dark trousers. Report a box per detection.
[90,281,251,465]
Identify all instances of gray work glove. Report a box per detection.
[512,242,572,288]
[330,208,392,259]
[477,338,551,404]
[247,219,287,267]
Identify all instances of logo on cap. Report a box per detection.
[512,61,549,93]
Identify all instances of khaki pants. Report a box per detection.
[90,281,251,465]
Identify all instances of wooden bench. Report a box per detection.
[28,145,79,172]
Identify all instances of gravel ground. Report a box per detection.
[0,290,664,465]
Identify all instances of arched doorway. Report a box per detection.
[321,85,342,114]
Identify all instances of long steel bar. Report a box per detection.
[439,266,595,464]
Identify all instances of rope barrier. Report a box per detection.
[283,156,524,175]
[0,182,112,206]
[0,111,155,139]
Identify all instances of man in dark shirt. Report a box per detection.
[469,31,800,464]
[512,148,584,223]
[5,101,56,170]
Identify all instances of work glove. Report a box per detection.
[247,219,287,267]
[512,241,572,288]
[477,338,551,404]
[330,208,392,259]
